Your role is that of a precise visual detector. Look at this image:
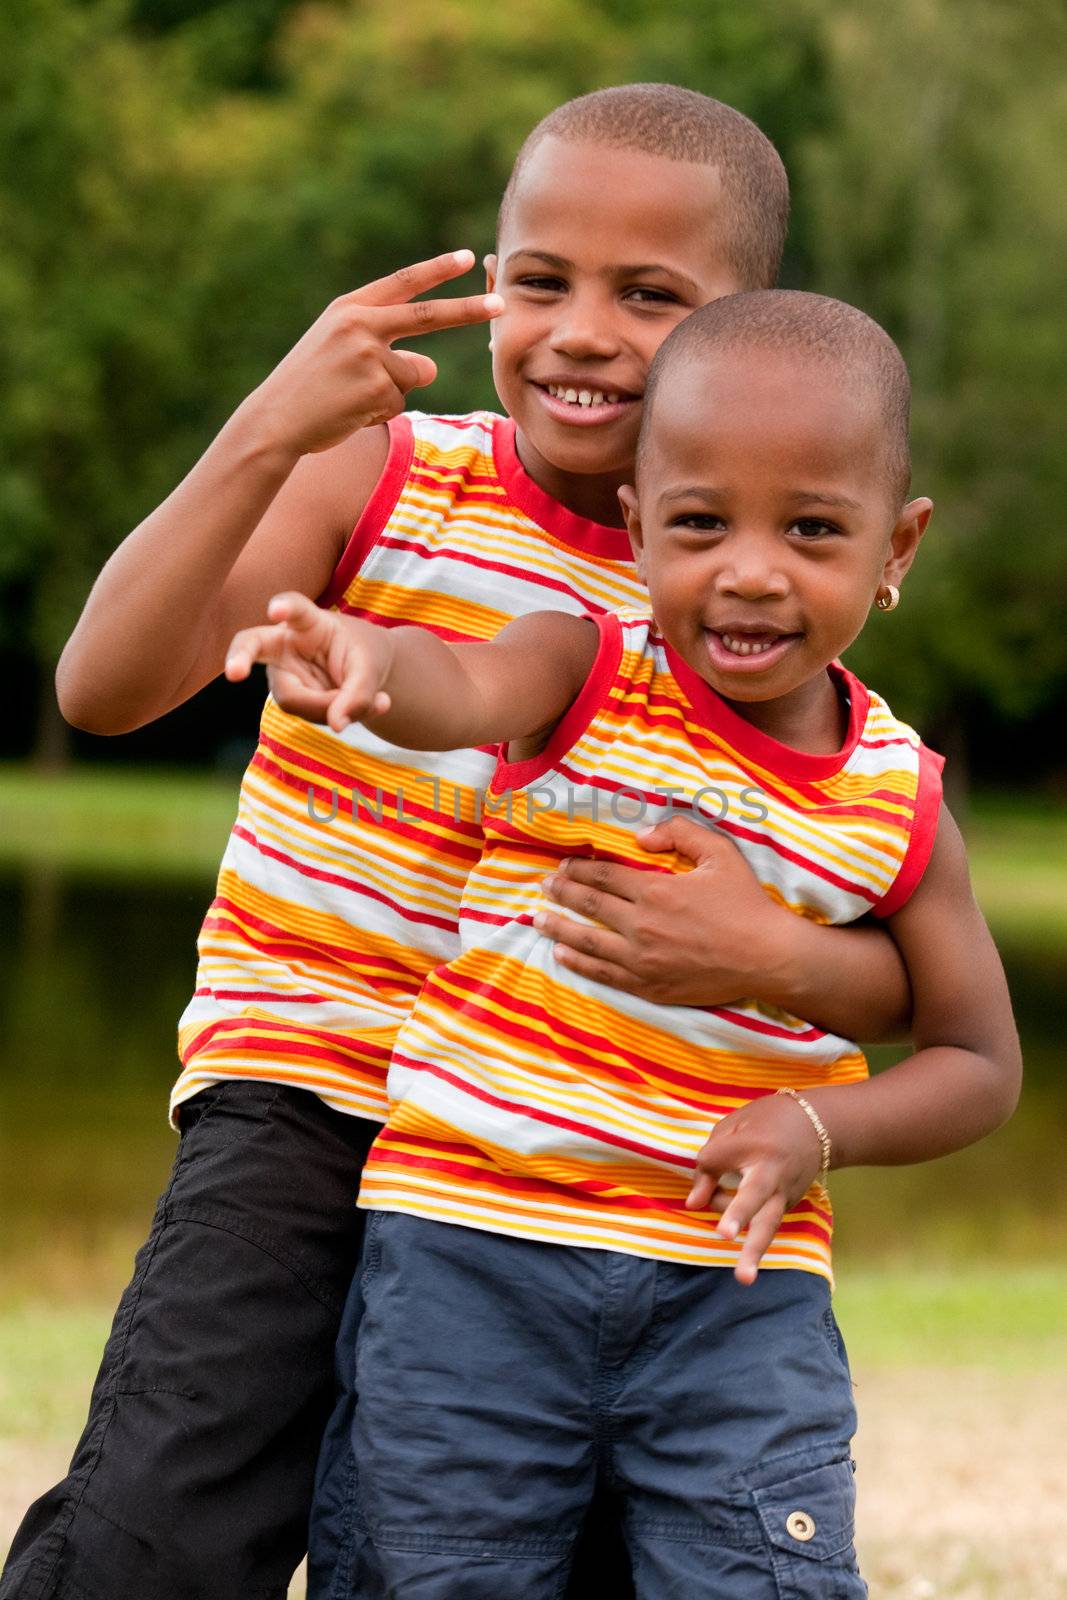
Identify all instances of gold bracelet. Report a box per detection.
[776,1088,832,1175]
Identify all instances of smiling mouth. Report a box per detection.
[705,628,800,669]
[534,379,642,413]
[543,383,625,407]
[719,631,788,657]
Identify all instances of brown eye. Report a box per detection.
[673,515,725,534]
[627,287,679,305]
[790,519,840,540]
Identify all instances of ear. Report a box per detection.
[483,253,498,295]
[618,484,646,579]
[882,496,933,591]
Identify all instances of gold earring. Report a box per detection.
[876,583,900,613]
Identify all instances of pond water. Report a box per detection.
[1,864,1064,1291]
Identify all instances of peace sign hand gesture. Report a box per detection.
[241,249,503,458]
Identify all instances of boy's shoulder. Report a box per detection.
[850,675,943,771]
[405,408,506,457]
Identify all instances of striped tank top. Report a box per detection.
[171,413,645,1123]
[361,609,944,1279]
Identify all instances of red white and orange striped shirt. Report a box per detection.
[171,413,645,1123]
[360,610,944,1279]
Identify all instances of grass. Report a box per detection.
[0,763,238,879]
[833,1262,1067,1369]
[963,791,1067,946]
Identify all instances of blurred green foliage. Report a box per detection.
[1,0,1064,760]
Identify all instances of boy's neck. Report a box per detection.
[513,427,629,529]
[721,667,850,756]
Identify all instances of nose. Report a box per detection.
[715,536,791,602]
[549,290,621,361]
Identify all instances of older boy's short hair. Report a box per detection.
[639,290,912,504]
[499,84,789,291]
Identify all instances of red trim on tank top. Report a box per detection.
[491,417,634,562]
[317,415,415,608]
[662,640,871,783]
[492,612,624,792]
[874,741,945,917]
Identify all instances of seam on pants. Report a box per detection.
[327,1451,360,1600]
[30,1206,172,1600]
[183,1083,306,1153]
[162,1205,349,1313]
[367,1530,572,1558]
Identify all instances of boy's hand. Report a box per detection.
[225,592,394,732]
[538,815,913,1042]
[242,250,504,458]
[537,816,788,1005]
[686,1092,825,1285]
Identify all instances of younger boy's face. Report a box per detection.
[625,349,928,735]
[487,137,743,522]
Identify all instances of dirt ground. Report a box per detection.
[852,1368,1064,1597]
[2,1367,1062,1597]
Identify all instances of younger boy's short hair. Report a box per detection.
[639,289,913,505]
[499,83,789,292]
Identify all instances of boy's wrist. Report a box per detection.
[226,392,305,474]
[751,913,809,1016]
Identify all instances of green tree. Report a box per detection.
[0,0,225,755]
[799,0,1067,761]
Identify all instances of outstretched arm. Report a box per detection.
[535,816,911,1041]
[687,806,1021,1282]
[224,592,598,751]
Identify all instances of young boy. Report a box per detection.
[4,89,910,1600]
[231,291,1022,1598]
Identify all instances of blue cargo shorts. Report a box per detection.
[309,1211,866,1599]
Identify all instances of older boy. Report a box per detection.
[4,90,909,1600]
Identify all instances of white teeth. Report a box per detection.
[547,385,617,406]
[720,632,780,657]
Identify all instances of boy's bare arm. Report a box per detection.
[55,252,502,734]
[535,817,911,1041]
[688,806,1021,1282]
[806,806,1021,1163]
[225,595,599,752]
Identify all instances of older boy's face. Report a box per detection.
[628,349,919,732]
[488,138,742,520]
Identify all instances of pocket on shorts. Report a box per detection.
[751,1455,866,1597]
[822,1304,853,1376]
[176,1079,282,1144]
[358,1209,387,1294]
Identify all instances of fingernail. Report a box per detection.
[541,875,558,894]
[453,248,474,265]
[532,911,546,929]
[484,294,504,313]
